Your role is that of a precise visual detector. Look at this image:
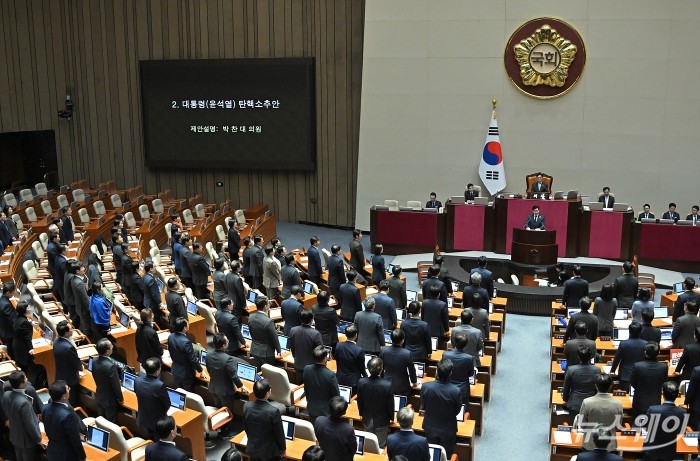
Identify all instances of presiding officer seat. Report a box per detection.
[525,172,553,197]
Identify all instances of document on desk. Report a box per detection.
[613,319,632,329]
[553,430,573,445]
[683,436,698,447]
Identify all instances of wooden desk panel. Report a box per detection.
[369,208,446,255]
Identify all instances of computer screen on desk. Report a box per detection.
[660,327,673,341]
[237,362,258,382]
[241,324,251,340]
[396,309,406,321]
[186,300,197,316]
[247,291,258,303]
[613,328,629,341]
[406,290,417,302]
[86,425,110,452]
[119,312,131,328]
[429,446,442,461]
[122,372,137,391]
[566,308,580,318]
[199,350,207,366]
[281,419,295,440]
[654,307,668,318]
[393,395,407,414]
[338,385,352,402]
[166,388,187,411]
[337,320,351,334]
[613,309,628,320]
[674,282,685,293]
[278,335,289,351]
[355,435,365,455]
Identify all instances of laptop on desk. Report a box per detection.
[122,372,137,392]
[414,362,426,384]
[337,320,352,334]
[241,324,251,340]
[86,425,110,452]
[281,419,295,441]
[199,350,207,366]
[237,362,260,383]
[303,281,314,295]
[428,446,442,461]
[278,335,290,352]
[355,435,365,455]
[613,309,629,320]
[406,290,417,302]
[186,300,198,316]
[396,309,406,321]
[338,385,352,402]
[660,327,673,341]
[654,307,669,319]
[588,202,604,211]
[166,387,187,415]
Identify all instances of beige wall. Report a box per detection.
[356,0,700,230]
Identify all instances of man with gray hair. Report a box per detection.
[354,296,384,355]
[462,272,489,309]
[387,407,430,461]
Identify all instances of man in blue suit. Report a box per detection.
[643,381,688,460]
[307,236,323,285]
[524,205,546,230]
[142,261,162,315]
[470,256,494,298]
[374,280,397,330]
[420,358,463,457]
[326,244,346,298]
[42,380,87,461]
[53,320,83,406]
[145,416,188,461]
[339,271,363,321]
[135,358,171,440]
[387,407,430,461]
[576,425,623,461]
[443,331,475,404]
[380,329,416,397]
[281,286,304,336]
[609,321,646,392]
[334,324,366,394]
[167,317,208,391]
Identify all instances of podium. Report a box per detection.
[511,228,558,265]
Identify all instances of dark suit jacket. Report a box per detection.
[643,402,687,460]
[387,430,431,461]
[610,337,646,382]
[462,285,489,308]
[312,304,339,346]
[145,441,188,461]
[443,349,474,404]
[0,294,17,342]
[142,273,161,310]
[334,340,366,389]
[167,331,202,383]
[564,336,597,366]
[349,238,365,270]
[672,313,700,348]
[420,379,462,438]
[685,365,700,412]
[54,254,68,299]
[42,401,86,461]
[354,310,384,354]
[575,449,623,461]
[524,213,546,229]
[673,290,700,321]
[62,273,76,309]
[206,349,244,396]
[280,264,302,298]
[327,254,345,294]
[531,181,548,193]
[241,246,253,277]
[53,337,83,386]
[178,246,192,279]
[47,241,58,275]
[166,290,187,328]
[135,374,170,433]
[371,254,386,283]
[470,267,494,298]
[2,389,42,448]
[421,298,449,338]
[307,245,323,277]
[70,275,90,322]
[598,195,615,208]
[289,324,323,371]
[136,322,163,365]
[357,376,393,427]
[12,315,34,368]
[638,212,655,220]
[216,309,245,353]
[425,200,442,208]
[303,363,339,418]
[687,213,700,224]
[380,345,417,396]
[387,276,407,310]
[562,277,589,308]
[400,317,433,362]
[248,311,280,358]
[374,293,397,329]
[464,190,479,201]
[640,323,662,344]
[677,342,700,381]
[243,399,286,458]
[93,355,123,412]
[450,324,483,366]
[314,415,357,461]
[281,297,304,336]
[662,211,680,221]
[339,282,362,320]
[422,277,448,303]
[562,363,601,412]
[563,311,598,342]
[223,272,246,318]
[252,245,264,277]
[613,274,638,309]
[189,252,210,286]
[630,359,668,413]
[227,227,241,257]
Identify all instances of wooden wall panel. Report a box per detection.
[0,0,364,228]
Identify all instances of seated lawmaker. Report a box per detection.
[524,205,546,230]
[464,183,479,202]
[598,187,614,208]
[638,203,654,220]
[687,205,700,225]
[530,174,548,194]
[662,202,680,222]
[425,192,441,209]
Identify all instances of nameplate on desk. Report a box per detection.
[684,432,699,447]
[554,335,563,339]
[613,391,627,396]
[599,336,611,341]
[621,430,636,436]
[556,425,572,433]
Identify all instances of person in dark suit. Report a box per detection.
[280,254,302,299]
[227,220,241,260]
[676,327,700,382]
[370,244,386,284]
[168,317,207,391]
[422,265,448,303]
[349,229,367,275]
[421,285,449,348]
[334,324,366,394]
[42,380,87,461]
[443,330,474,404]
[207,333,249,437]
[470,256,494,298]
[530,174,548,194]
[145,416,188,461]
[374,280,398,330]
[111,233,124,284]
[564,297,598,342]
[564,322,597,366]
[178,235,194,289]
[357,357,394,448]
[380,329,417,396]
[224,260,248,322]
[684,364,700,430]
[613,262,638,310]
[241,236,253,279]
[248,296,282,368]
[243,379,286,461]
[128,261,145,311]
[643,381,688,460]
[662,202,680,222]
[189,242,210,300]
[638,204,655,221]
[387,407,431,461]
[2,371,43,461]
[165,277,187,330]
[354,297,385,355]
[467,294,491,340]
[304,345,339,422]
[562,266,589,308]
[686,205,700,225]
[464,183,479,203]
[0,282,18,357]
[250,235,265,290]
[281,285,304,335]
[307,236,323,286]
[562,344,601,415]
[92,338,124,422]
[171,232,183,276]
[61,261,80,325]
[672,301,700,348]
[401,301,432,363]
[312,291,339,350]
[142,261,162,315]
[0,211,14,247]
[420,358,463,457]
[46,232,60,276]
[630,342,668,416]
[598,187,615,208]
[339,271,363,321]
[216,297,246,355]
[673,277,700,321]
[326,244,345,298]
[386,265,408,310]
[425,192,441,209]
[289,309,323,383]
[639,308,662,344]
[120,245,135,303]
[11,302,35,375]
[70,262,92,335]
[576,425,623,461]
[451,309,483,366]
[53,244,68,301]
[53,320,83,406]
[134,358,170,440]
[136,308,164,368]
[524,205,546,230]
[462,272,489,308]
[610,321,646,392]
[314,396,356,461]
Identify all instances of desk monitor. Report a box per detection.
[612,203,628,212]
[364,354,376,372]
[199,350,207,366]
[428,446,442,461]
[247,291,258,303]
[474,197,489,206]
[613,309,628,320]
[337,320,352,334]
[86,425,110,452]
[678,219,694,226]
[41,325,53,341]
[166,387,187,411]
[281,419,295,441]
[87,357,94,372]
[422,207,438,213]
[553,191,565,200]
[431,337,438,350]
[654,307,668,318]
[588,202,604,211]
[641,218,657,224]
[658,219,675,224]
[393,395,407,414]
[355,435,365,455]
[447,297,454,308]
[156,278,164,292]
[674,282,685,293]
[338,385,352,402]
[451,281,459,293]
[186,300,198,316]
[387,264,395,275]
[613,328,629,341]
[414,362,425,379]
[241,324,251,340]
[323,345,332,361]
[278,335,289,351]
[303,281,314,295]
[396,309,406,321]
[456,403,466,422]
[566,308,580,319]
[660,327,673,341]
[119,312,131,328]
[237,362,258,383]
[384,330,393,346]
[580,196,590,206]
[122,372,137,391]
[374,205,389,210]
[406,290,417,302]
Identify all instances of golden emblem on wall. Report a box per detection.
[504,18,586,99]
